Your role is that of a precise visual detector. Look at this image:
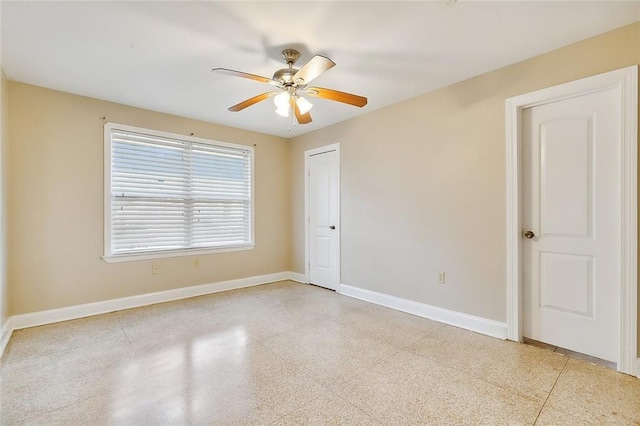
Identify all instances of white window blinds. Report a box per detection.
[105,124,253,258]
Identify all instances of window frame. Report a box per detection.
[103,122,255,263]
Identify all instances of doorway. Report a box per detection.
[505,66,637,375]
[305,143,340,290]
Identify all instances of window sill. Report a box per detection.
[102,244,255,263]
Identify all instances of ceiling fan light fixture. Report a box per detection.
[274,91,290,110]
[275,106,289,117]
[276,105,290,117]
[274,91,290,117]
[296,96,313,114]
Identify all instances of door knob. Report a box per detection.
[329,225,335,230]
[523,230,535,239]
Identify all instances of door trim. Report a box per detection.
[505,65,638,375]
[304,143,341,287]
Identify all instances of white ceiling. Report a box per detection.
[3,1,639,138]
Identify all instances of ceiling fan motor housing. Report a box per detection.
[273,67,299,84]
[274,49,303,85]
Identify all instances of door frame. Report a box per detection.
[505,65,638,375]
[304,143,341,288]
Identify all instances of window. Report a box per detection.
[104,123,254,261]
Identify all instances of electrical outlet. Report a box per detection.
[193,258,200,268]
[438,272,446,284]
[152,264,160,275]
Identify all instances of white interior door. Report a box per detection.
[522,88,621,362]
[308,148,340,290]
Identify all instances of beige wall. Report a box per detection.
[1,72,8,328]
[289,23,640,327]
[8,83,291,315]
[0,2,7,332]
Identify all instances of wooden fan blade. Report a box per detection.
[306,87,368,107]
[292,55,335,85]
[298,111,312,124]
[290,96,312,125]
[212,68,280,86]
[228,92,277,112]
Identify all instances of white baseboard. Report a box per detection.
[0,317,13,357]
[288,272,307,283]
[637,358,640,379]
[339,284,508,340]
[0,271,299,360]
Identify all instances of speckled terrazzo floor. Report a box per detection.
[2,281,639,425]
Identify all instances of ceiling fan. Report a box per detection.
[212,49,367,125]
